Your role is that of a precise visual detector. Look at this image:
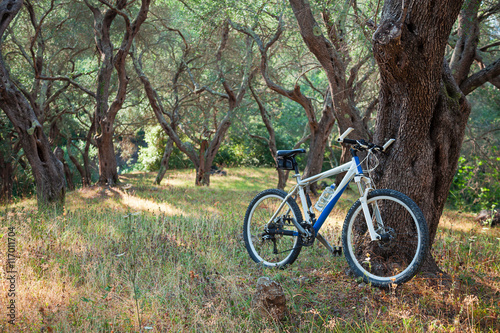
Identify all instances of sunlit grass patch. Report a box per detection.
[0,168,498,332]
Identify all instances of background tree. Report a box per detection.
[230,11,334,194]
[7,1,94,191]
[0,0,65,210]
[447,0,500,212]
[134,20,255,186]
[83,0,151,185]
[287,0,377,182]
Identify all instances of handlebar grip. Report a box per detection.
[382,139,396,152]
[337,127,354,143]
[343,138,358,145]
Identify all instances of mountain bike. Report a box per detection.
[242,128,429,287]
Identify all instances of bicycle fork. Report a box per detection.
[355,175,384,241]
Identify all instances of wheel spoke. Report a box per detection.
[342,190,428,287]
[243,189,303,267]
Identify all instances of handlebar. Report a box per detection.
[336,127,396,153]
[336,127,354,143]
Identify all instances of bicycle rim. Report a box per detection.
[245,191,301,267]
[343,191,426,285]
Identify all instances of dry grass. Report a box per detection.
[0,167,498,332]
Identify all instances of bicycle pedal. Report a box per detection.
[332,246,342,256]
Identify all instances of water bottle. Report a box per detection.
[314,184,336,212]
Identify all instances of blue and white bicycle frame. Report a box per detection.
[269,128,395,251]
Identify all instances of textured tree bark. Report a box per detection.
[196,140,209,186]
[0,89,65,210]
[450,0,500,95]
[0,0,65,211]
[372,0,468,275]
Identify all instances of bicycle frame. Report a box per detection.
[269,154,383,242]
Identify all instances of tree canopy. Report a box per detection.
[0,0,498,242]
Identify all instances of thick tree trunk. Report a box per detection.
[0,95,65,210]
[0,0,64,210]
[195,163,210,186]
[372,0,467,274]
[196,117,233,187]
[196,140,209,186]
[86,0,151,186]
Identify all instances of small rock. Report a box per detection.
[252,277,287,321]
[475,209,500,227]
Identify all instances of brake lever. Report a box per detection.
[382,139,396,152]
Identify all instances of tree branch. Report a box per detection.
[36,75,96,98]
[460,57,500,95]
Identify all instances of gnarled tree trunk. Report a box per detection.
[372,0,467,274]
[0,0,65,211]
[0,89,65,210]
[85,0,151,186]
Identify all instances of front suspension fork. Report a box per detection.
[355,175,382,241]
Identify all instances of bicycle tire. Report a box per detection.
[342,189,429,287]
[243,189,303,268]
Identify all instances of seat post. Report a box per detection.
[293,158,300,177]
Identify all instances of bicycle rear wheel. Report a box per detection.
[342,189,429,287]
[243,189,303,268]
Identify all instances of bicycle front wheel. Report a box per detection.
[243,189,303,268]
[342,189,429,287]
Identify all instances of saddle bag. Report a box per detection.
[276,156,294,170]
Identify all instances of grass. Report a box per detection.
[0,167,499,332]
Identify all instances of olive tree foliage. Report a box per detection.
[3,0,102,192]
[447,0,500,212]
[8,1,98,190]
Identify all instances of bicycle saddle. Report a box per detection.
[276,149,306,158]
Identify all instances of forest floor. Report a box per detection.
[0,168,499,332]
